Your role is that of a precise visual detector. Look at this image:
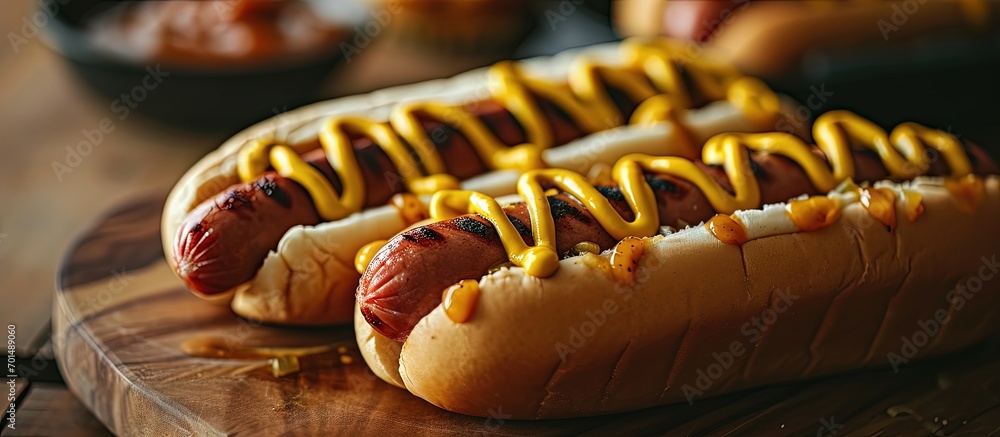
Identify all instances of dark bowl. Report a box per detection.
[42,0,354,131]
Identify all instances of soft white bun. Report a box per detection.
[162,40,799,325]
[358,176,1000,419]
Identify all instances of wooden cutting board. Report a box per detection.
[52,196,1000,436]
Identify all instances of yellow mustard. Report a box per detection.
[236,38,781,222]
[427,111,976,277]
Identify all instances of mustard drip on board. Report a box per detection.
[428,111,976,277]
[236,38,782,223]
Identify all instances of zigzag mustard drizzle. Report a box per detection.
[235,38,780,222]
[429,110,978,279]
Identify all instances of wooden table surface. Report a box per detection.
[44,194,1000,436]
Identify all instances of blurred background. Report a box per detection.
[1,0,998,434]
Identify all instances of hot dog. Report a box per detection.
[354,110,1000,418]
[175,103,532,296]
[163,37,799,324]
[359,142,997,341]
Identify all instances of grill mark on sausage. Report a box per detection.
[507,214,532,237]
[535,94,587,146]
[354,138,403,193]
[548,196,589,223]
[607,86,639,120]
[748,157,766,179]
[674,61,707,108]
[219,189,254,212]
[430,124,454,150]
[453,216,492,238]
[855,147,878,159]
[302,150,343,194]
[645,174,678,194]
[254,177,292,208]
[597,185,625,202]
[358,144,383,173]
[416,115,489,180]
[478,105,527,147]
[537,97,575,126]
[401,226,444,246]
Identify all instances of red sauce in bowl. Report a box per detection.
[86,0,348,68]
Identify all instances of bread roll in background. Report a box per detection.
[614,0,998,76]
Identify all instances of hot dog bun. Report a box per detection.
[615,0,997,76]
[163,38,800,325]
[357,176,1000,419]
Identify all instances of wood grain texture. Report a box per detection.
[53,197,1000,436]
[1,383,113,437]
